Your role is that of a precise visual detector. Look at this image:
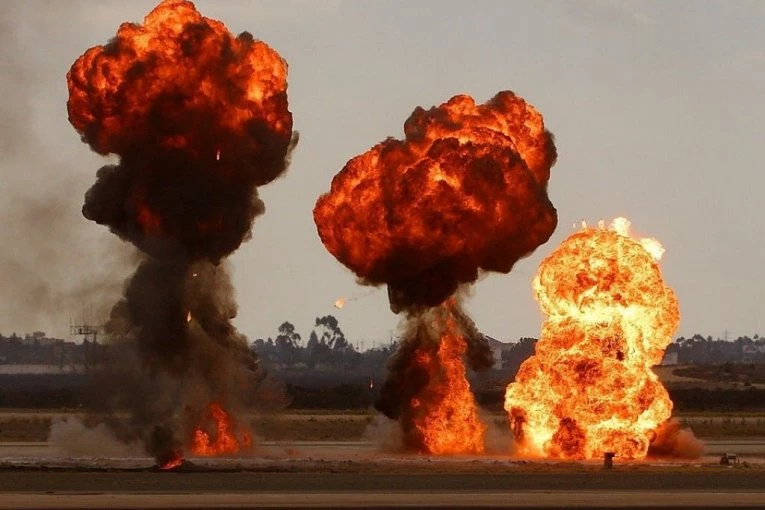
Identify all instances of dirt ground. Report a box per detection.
[0,410,762,442]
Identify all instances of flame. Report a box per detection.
[400,304,485,455]
[158,450,183,470]
[504,218,679,460]
[191,402,252,456]
[334,298,346,309]
[66,0,293,466]
[67,0,294,260]
[313,90,556,455]
[67,0,290,156]
[314,91,557,312]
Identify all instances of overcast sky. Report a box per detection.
[1,0,763,347]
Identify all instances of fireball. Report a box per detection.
[314,91,557,454]
[505,218,679,459]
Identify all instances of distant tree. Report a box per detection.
[305,331,331,368]
[275,322,301,366]
[313,315,349,351]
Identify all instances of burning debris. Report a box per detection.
[67,0,296,465]
[504,218,697,460]
[191,402,252,456]
[314,91,557,453]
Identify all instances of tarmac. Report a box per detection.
[1,440,764,509]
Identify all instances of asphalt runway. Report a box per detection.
[1,440,764,508]
[2,490,765,509]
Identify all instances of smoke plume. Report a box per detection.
[0,3,129,335]
[67,0,296,465]
[314,91,557,452]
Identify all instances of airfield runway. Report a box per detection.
[1,440,765,508]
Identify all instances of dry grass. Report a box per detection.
[0,416,51,441]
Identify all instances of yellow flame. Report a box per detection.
[334,298,346,309]
[186,311,192,323]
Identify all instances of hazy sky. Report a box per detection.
[1,0,763,347]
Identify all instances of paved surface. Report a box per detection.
[1,491,765,509]
[1,471,764,492]
[1,441,764,508]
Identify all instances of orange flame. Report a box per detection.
[504,218,679,460]
[67,0,290,156]
[314,91,557,312]
[191,402,252,456]
[334,298,346,309]
[401,305,485,455]
[158,450,184,470]
[67,0,294,255]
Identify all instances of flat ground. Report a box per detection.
[1,432,764,508]
[1,470,765,509]
[1,410,763,442]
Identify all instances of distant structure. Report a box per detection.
[69,320,104,345]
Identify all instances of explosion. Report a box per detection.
[504,218,680,460]
[314,91,557,453]
[67,0,296,464]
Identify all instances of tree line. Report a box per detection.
[250,315,394,371]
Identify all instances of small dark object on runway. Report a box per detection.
[604,452,615,469]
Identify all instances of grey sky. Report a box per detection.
[1,0,763,347]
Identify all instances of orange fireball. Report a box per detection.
[67,0,294,261]
[67,0,291,467]
[67,0,291,156]
[314,91,557,313]
[505,218,679,460]
[315,91,557,454]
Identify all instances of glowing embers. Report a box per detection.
[191,402,252,456]
[505,218,679,460]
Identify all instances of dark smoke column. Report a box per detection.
[314,91,557,453]
[67,0,296,466]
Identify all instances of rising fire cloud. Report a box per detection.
[314,91,557,453]
[505,218,696,460]
[67,0,296,465]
